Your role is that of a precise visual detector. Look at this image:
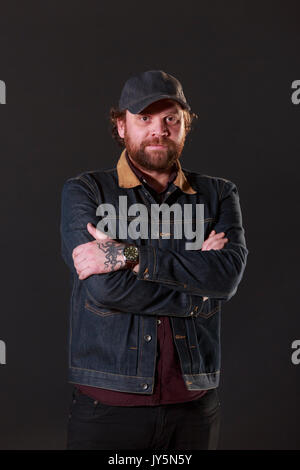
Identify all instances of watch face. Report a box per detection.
[124,245,139,262]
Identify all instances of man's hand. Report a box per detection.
[72,223,127,280]
[201,230,228,251]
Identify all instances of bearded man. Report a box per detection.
[60,70,248,450]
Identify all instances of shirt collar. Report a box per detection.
[125,150,177,193]
[116,148,197,194]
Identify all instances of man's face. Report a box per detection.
[117,99,186,171]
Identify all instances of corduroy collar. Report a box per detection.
[116,148,197,194]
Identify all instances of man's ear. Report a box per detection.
[117,117,125,139]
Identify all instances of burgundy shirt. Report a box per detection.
[76,152,207,405]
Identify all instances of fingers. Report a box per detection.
[72,246,83,258]
[74,256,88,270]
[72,228,111,261]
[202,231,228,251]
[210,231,226,240]
[78,266,92,280]
[203,239,228,251]
[73,248,89,261]
[87,222,111,240]
[203,237,228,250]
[72,242,92,259]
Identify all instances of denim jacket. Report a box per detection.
[60,149,248,393]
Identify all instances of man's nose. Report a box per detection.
[150,119,169,137]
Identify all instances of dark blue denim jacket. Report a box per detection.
[60,149,248,394]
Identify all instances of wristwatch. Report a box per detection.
[122,244,139,267]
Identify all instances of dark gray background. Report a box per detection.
[0,0,299,450]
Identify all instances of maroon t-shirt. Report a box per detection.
[76,151,207,405]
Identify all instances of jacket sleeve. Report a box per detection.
[60,177,204,317]
[136,180,249,301]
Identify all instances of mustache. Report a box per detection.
[143,138,173,146]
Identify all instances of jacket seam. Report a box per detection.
[218,180,227,201]
[69,381,156,394]
[184,370,220,376]
[151,276,212,295]
[137,317,144,376]
[78,175,100,205]
[70,367,152,378]
[198,306,220,318]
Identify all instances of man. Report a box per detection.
[60,70,248,450]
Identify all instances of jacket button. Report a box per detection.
[144,334,152,342]
[157,319,161,325]
[141,383,148,390]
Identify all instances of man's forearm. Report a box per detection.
[134,243,247,300]
[61,178,205,318]
[132,181,248,302]
[131,261,208,300]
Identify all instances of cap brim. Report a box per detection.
[127,94,191,114]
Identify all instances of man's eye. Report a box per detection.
[166,116,178,123]
[140,116,149,122]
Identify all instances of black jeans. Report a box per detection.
[66,386,221,450]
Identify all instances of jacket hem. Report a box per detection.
[68,367,220,393]
[183,371,220,390]
[68,367,155,394]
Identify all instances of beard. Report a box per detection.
[124,127,186,172]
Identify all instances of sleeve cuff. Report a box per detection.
[136,245,157,281]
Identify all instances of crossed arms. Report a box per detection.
[60,177,248,316]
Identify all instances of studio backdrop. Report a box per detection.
[0,1,299,450]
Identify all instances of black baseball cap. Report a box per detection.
[118,70,191,114]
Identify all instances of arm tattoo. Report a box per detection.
[96,240,125,271]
